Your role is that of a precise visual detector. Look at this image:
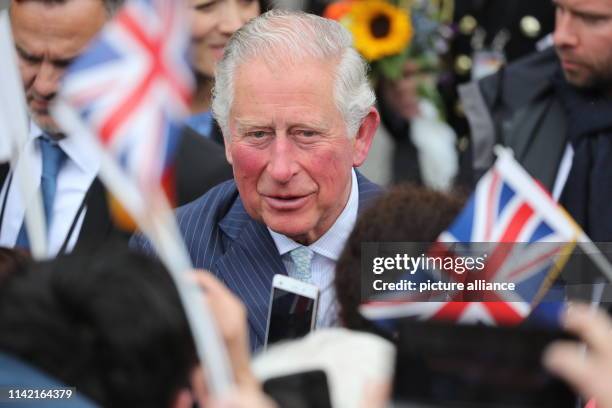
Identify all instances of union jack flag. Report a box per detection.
[361,149,580,326]
[59,0,193,199]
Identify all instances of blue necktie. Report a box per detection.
[289,246,314,283]
[15,137,66,249]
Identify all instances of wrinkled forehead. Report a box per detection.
[10,0,108,59]
[231,54,339,108]
[229,56,344,130]
[240,51,338,80]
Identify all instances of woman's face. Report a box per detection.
[190,0,261,78]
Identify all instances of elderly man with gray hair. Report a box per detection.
[132,9,381,351]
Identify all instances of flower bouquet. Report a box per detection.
[325,0,459,191]
[324,0,453,109]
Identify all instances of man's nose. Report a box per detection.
[554,10,579,49]
[267,136,299,184]
[218,0,245,35]
[30,62,62,100]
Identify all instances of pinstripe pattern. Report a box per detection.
[131,171,382,351]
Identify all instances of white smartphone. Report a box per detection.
[264,274,319,347]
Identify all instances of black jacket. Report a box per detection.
[460,47,567,189]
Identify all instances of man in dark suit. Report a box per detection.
[132,10,382,350]
[0,0,232,256]
[460,0,612,241]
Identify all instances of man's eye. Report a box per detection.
[247,130,269,138]
[17,49,40,65]
[296,130,318,137]
[579,14,606,24]
[55,59,75,69]
[22,56,38,64]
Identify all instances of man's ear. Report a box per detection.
[224,140,233,165]
[352,107,380,167]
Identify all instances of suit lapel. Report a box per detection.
[72,178,129,254]
[214,198,286,346]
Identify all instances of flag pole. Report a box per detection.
[52,100,235,396]
[0,10,47,259]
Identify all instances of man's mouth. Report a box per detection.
[262,194,312,211]
[558,55,583,71]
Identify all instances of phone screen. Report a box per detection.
[266,287,316,346]
[393,320,577,408]
[263,370,333,408]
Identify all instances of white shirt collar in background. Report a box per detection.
[0,120,100,256]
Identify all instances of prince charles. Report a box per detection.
[132,10,381,350]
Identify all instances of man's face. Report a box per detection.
[553,0,612,91]
[225,57,378,245]
[10,0,107,135]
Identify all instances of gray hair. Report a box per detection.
[212,9,376,139]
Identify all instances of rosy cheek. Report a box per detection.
[311,148,350,173]
[308,149,352,192]
[229,144,268,180]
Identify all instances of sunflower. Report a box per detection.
[348,0,412,62]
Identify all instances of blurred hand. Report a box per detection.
[379,60,420,120]
[207,388,277,408]
[544,303,612,408]
[360,381,391,408]
[192,271,258,390]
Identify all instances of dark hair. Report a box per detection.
[0,244,197,407]
[335,184,466,332]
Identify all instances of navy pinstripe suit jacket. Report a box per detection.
[131,171,381,350]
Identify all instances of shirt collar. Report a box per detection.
[269,168,359,261]
[29,120,100,175]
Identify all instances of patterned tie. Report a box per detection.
[15,136,66,249]
[289,246,314,283]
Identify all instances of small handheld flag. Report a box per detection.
[361,148,585,325]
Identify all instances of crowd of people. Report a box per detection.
[1,0,612,406]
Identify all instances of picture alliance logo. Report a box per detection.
[372,253,488,275]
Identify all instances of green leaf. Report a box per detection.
[377,53,409,81]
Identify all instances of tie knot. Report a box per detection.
[289,246,314,283]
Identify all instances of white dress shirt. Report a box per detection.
[0,121,99,256]
[269,169,359,329]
